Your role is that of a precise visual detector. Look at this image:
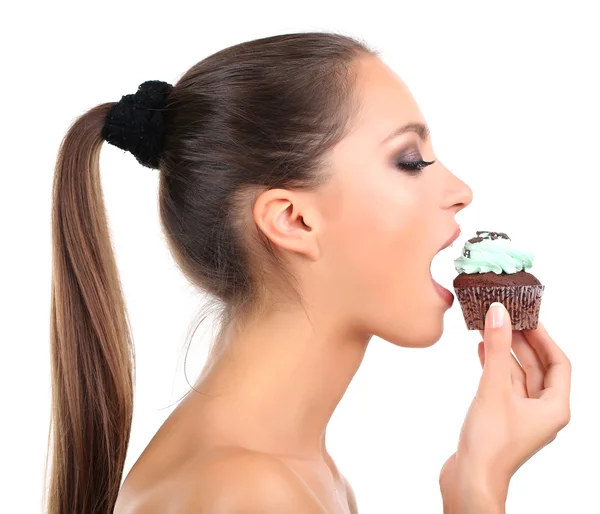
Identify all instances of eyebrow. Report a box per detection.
[382,122,431,145]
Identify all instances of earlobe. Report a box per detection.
[253,188,320,260]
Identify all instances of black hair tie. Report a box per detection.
[101,79,173,169]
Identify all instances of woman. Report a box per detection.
[47,32,571,513]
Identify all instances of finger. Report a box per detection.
[478,302,513,393]
[522,320,569,368]
[480,327,546,398]
[511,330,545,398]
[509,352,527,397]
[478,340,527,397]
[477,341,484,367]
[523,321,572,401]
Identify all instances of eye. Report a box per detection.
[395,158,436,174]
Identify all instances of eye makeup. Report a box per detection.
[394,151,436,174]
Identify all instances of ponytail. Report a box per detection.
[45,103,135,513]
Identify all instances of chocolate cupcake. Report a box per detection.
[453,231,544,330]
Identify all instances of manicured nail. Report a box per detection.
[489,302,505,328]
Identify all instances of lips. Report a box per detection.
[429,226,461,307]
[438,226,461,253]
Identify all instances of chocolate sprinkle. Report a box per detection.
[470,231,511,243]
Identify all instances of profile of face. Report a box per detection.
[254,55,473,348]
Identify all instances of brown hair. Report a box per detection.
[45,31,376,513]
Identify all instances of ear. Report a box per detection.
[253,188,321,261]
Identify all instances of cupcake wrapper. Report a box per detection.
[454,285,545,330]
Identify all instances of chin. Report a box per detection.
[377,327,442,348]
[419,318,445,347]
[379,319,444,349]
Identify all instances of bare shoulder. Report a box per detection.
[166,448,327,513]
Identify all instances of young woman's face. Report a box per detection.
[318,55,473,348]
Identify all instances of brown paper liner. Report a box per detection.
[454,285,544,330]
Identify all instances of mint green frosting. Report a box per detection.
[454,235,534,274]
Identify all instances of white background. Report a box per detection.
[2,1,598,512]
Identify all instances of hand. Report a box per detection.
[440,302,572,507]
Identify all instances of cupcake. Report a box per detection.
[453,231,544,330]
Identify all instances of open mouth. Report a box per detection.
[430,247,455,305]
[429,227,461,306]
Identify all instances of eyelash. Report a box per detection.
[396,158,436,174]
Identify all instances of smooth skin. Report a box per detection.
[440,304,572,513]
[114,54,570,513]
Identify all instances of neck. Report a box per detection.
[189,303,371,459]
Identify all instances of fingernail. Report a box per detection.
[489,302,505,328]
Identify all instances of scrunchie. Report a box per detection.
[101,80,173,169]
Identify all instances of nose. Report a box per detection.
[444,171,473,213]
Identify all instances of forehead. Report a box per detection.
[349,55,425,140]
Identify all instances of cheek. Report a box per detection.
[326,178,430,301]
[368,209,432,314]
[321,176,444,345]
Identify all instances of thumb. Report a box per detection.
[478,302,513,393]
